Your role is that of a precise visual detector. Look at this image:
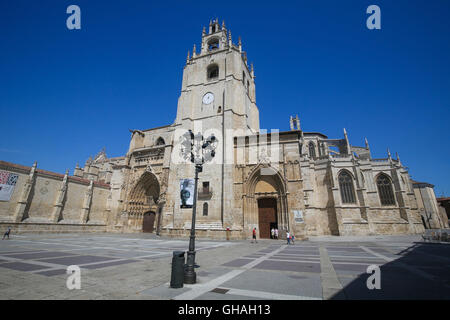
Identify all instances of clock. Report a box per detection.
[202,92,214,104]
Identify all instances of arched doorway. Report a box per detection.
[128,171,161,232]
[143,211,156,233]
[258,198,277,239]
[243,164,288,238]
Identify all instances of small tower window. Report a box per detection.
[207,64,219,80]
[208,38,219,51]
[339,170,356,204]
[203,202,208,216]
[203,181,210,193]
[377,174,396,205]
[308,142,316,159]
[155,137,165,146]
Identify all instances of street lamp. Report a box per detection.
[181,130,218,284]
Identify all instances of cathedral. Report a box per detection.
[1,20,444,239]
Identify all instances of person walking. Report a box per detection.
[2,226,11,240]
[291,233,295,244]
[274,228,279,240]
[286,230,290,245]
[251,227,257,243]
[271,228,275,239]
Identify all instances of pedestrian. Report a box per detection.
[291,233,295,244]
[274,228,278,240]
[2,226,11,240]
[271,228,275,239]
[251,227,257,243]
[286,230,290,245]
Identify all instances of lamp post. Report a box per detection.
[182,130,217,284]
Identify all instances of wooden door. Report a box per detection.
[143,211,156,233]
[258,198,277,239]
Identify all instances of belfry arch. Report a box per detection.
[243,165,289,238]
[127,171,161,232]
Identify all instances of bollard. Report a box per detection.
[170,251,185,288]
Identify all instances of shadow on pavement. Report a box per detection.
[330,242,450,300]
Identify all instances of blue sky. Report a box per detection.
[1,0,449,195]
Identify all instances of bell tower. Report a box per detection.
[174,19,260,134]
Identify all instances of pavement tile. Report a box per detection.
[196,291,264,300]
[82,259,138,269]
[0,262,49,272]
[222,258,252,267]
[3,251,77,260]
[253,260,321,273]
[221,269,322,298]
[36,269,68,277]
[38,255,115,266]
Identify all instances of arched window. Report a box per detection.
[318,142,324,157]
[155,137,165,146]
[208,38,219,51]
[207,64,219,80]
[308,142,316,159]
[339,171,356,204]
[377,174,396,205]
[203,202,208,216]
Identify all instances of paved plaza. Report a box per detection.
[0,233,449,300]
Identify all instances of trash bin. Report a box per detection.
[170,251,185,288]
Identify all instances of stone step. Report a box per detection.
[183,222,223,230]
[162,222,224,230]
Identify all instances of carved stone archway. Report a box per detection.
[243,164,289,237]
[127,171,161,232]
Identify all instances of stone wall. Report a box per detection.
[0,161,110,233]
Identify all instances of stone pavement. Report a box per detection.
[0,233,449,300]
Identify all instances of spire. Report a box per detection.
[343,128,351,155]
[238,36,242,53]
[29,161,37,179]
[289,115,301,131]
[186,50,190,63]
[396,152,402,165]
[250,63,254,77]
[387,148,392,159]
[364,138,372,160]
[222,20,226,30]
[295,115,301,130]
[202,26,206,37]
[228,30,232,48]
[192,44,196,58]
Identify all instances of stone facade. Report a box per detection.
[413,181,449,229]
[436,197,450,228]
[0,161,109,233]
[0,19,434,238]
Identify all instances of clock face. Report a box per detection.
[202,92,214,104]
